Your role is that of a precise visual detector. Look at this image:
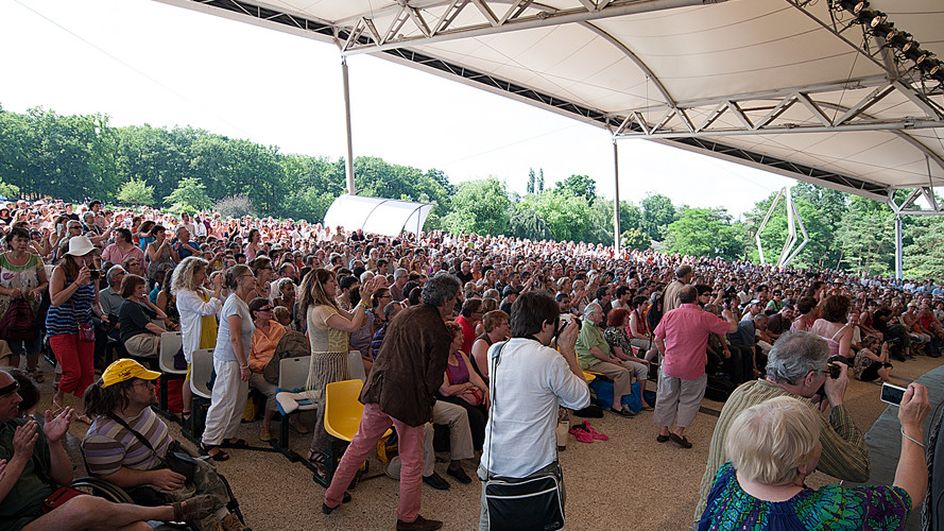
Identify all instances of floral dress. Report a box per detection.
[699,463,910,531]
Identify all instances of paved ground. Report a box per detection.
[35,353,942,531]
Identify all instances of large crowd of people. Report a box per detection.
[0,196,940,530]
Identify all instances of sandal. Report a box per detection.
[221,438,248,449]
[670,433,693,449]
[568,425,594,444]
[27,368,44,383]
[258,427,273,442]
[201,443,230,461]
[321,491,352,515]
[181,411,192,422]
[172,494,220,522]
[308,451,328,480]
[656,433,671,443]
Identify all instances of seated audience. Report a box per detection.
[852,335,894,383]
[438,322,489,451]
[118,274,168,359]
[247,297,286,442]
[575,302,638,417]
[602,307,650,408]
[469,310,509,382]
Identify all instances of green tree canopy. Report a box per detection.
[640,193,677,241]
[116,177,155,206]
[554,174,597,204]
[164,177,212,214]
[663,207,744,260]
[442,178,511,236]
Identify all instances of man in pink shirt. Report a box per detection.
[101,228,145,267]
[653,285,737,449]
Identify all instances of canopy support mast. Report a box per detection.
[342,56,356,195]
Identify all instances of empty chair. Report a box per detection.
[188,348,214,437]
[271,356,318,459]
[322,379,391,484]
[157,331,184,413]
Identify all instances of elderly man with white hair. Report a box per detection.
[694,330,871,520]
[574,302,638,417]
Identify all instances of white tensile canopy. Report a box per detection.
[323,194,434,237]
[154,0,944,275]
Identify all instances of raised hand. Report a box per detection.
[42,407,74,443]
[12,420,39,463]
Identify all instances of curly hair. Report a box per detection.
[170,256,209,295]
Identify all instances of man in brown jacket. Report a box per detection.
[322,273,460,531]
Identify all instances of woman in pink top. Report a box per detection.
[810,295,853,361]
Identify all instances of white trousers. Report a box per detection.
[202,358,249,446]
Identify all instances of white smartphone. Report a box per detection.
[880,382,907,407]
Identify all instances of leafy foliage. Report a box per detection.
[442,178,511,236]
[116,178,155,206]
[663,207,745,260]
[640,193,677,241]
[214,195,255,218]
[164,177,212,214]
[554,174,597,204]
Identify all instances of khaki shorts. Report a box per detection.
[125,334,160,358]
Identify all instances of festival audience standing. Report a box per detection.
[0,226,48,382]
[201,265,256,461]
[323,274,461,531]
[810,294,854,362]
[478,291,588,530]
[653,285,737,448]
[47,236,105,424]
[171,257,222,424]
[663,265,693,313]
[301,268,377,479]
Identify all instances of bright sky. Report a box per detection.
[0,0,796,218]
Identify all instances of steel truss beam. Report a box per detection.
[612,82,944,139]
[160,0,894,202]
[340,0,723,55]
[888,186,944,216]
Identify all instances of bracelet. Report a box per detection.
[900,427,925,448]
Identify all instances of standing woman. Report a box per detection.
[172,257,224,425]
[301,268,376,478]
[46,236,104,423]
[0,226,49,381]
[244,229,262,262]
[201,264,256,461]
[810,295,854,362]
[146,225,178,287]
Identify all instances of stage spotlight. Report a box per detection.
[924,60,942,77]
[836,0,868,14]
[871,22,895,40]
[904,46,929,66]
[857,9,886,28]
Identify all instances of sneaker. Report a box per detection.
[396,515,443,531]
[422,472,450,490]
[446,465,472,484]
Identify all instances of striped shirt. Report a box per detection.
[45,281,95,336]
[693,379,871,522]
[82,408,171,477]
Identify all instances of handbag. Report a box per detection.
[483,341,565,531]
[0,298,36,341]
[78,321,96,343]
[108,414,198,483]
[42,486,84,513]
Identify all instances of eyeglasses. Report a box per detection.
[257,307,273,312]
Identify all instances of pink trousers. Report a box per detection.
[324,403,426,522]
[49,333,95,398]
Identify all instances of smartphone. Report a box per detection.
[880,383,907,407]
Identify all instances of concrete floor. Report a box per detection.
[39,354,941,531]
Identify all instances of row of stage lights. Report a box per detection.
[833,0,944,84]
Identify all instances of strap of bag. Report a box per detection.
[106,413,170,468]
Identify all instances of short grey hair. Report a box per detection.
[765,331,829,385]
[583,302,602,319]
[422,273,461,307]
[394,267,408,280]
[106,265,126,287]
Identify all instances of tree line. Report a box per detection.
[1,104,941,279]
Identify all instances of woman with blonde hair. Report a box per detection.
[171,256,224,423]
[301,267,377,480]
[699,390,931,530]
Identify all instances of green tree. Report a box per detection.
[837,196,895,276]
[621,228,650,251]
[526,168,536,195]
[554,174,597,203]
[619,201,642,234]
[509,204,551,240]
[116,178,155,206]
[640,193,677,241]
[537,169,544,193]
[164,177,212,214]
[442,178,511,236]
[663,207,744,260]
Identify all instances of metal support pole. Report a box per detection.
[612,139,621,253]
[894,214,903,280]
[341,56,355,195]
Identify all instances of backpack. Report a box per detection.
[924,400,944,530]
[0,299,36,341]
[263,330,310,384]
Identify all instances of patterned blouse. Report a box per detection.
[699,463,911,531]
[603,326,634,354]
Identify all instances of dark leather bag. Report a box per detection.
[0,298,36,341]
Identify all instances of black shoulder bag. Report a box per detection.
[483,340,565,531]
[107,413,198,482]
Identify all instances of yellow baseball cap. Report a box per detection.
[102,359,161,388]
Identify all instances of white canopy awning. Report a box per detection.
[323,194,434,237]
[156,0,944,205]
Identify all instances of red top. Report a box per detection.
[654,303,731,380]
[455,315,477,354]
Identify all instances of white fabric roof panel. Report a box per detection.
[157,0,944,201]
[323,194,433,236]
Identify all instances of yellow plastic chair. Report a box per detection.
[321,379,391,486]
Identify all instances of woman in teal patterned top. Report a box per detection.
[699,390,930,530]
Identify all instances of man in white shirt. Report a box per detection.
[478,291,589,530]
